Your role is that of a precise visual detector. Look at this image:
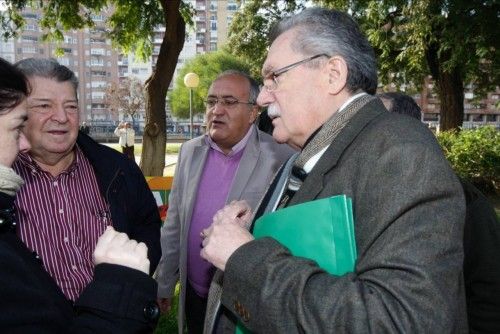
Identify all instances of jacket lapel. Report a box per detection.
[291,99,386,205]
[183,141,209,232]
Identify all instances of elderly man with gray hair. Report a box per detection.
[201,8,467,333]
[12,57,161,303]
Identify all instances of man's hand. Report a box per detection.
[212,200,253,230]
[157,297,172,314]
[93,226,150,274]
[201,220,254,272]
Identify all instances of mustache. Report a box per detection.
[267,105,280,118]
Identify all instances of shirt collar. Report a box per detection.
[205,125,255,156]
[301,92,368,173]
[17,146,82,175]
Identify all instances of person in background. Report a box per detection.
[379,91,500,333]
[79,121,90,135]
[155,70,295,334]
[201,8,467,333]
[0,56,159,333]
[12,57,161,302]
[114,121,136,161]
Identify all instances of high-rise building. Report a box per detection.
[0,6,121,128]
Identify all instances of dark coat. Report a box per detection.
[220,99,468,333]
[462,180,500,333]
[0,192,159,333]
[77,132,161,273]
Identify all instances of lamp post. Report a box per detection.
[184,72,200,139]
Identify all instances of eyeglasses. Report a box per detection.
[204,97,255,109]
[261,54,329,92]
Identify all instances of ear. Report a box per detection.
[249,105,259,123]
[325,56,348,95]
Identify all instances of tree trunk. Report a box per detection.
[424,4,464,132]
[140,0,186,176]
[435,67,464,131]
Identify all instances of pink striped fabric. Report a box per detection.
[13,146,112,301]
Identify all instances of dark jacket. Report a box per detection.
[462,180,500,333]
[77,132,161,272]
[0,192,159,333]
[221,99,468,333]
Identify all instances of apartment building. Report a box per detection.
[416,78,500,130]
[0,6,121,127]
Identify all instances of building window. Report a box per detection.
[486,114,497,122]
[21,46,37,54]
[471,114,484,122]
[211,21,217,30]
[21,35,38,43]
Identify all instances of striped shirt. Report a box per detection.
[13,146,112,301]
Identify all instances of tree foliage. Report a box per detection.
[104,76,145,122]
[437,126,500,194]
[168,50,251,119]
[226,0,305,79]
[1,0,193,176]
[227,0,500,131]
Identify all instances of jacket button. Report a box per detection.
[143,300,160,322]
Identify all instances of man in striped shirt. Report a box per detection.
[12,58,161,302]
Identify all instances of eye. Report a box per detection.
[222,98,238,106]
[205,98,217,108]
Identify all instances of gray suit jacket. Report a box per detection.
[217,99,468,333]
[155,126,294,334]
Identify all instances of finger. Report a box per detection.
[110,232,130,247]
[135,242,148,257]
[96,226,117,245]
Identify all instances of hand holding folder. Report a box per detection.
[236,195,357,333]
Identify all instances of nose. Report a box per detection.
[211,102,225,115]
[18,132,31,153]
[51,104,69,123]
[256,88,274,108]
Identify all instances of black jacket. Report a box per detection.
[0,193,159,333]
[462,180,500,333]
[77,132,161,273]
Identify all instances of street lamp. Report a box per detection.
[184,72,200,139]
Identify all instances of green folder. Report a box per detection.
[236,195,357,334]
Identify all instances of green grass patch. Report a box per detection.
[154,284,182,333]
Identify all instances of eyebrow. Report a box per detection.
[29,98,78,104]
[207,94,237,99]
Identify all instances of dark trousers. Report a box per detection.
[185,281,208,334]
[121,145,134,161]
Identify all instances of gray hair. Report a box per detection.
[14,58,79,93]
[270,8,378,95]
[215,70,260,104]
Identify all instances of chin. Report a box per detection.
[271,130,289,144]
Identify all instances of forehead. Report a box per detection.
[208,75,249,97]
[28,76,77,101]
[262,29,298,75]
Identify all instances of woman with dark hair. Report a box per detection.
[0,57,159,333]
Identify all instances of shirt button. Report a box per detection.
[59,209,64,214]
[53,181,58,187]
[71,265,77,270]
[63,237,69,243]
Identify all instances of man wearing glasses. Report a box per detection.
[12,58,161,302]
[155,70,294,333]
[201,8,467,333]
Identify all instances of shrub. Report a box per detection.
[436,126,500,194]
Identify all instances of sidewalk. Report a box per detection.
[134,153,178,177]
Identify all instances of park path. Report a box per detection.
[133,154,178,177]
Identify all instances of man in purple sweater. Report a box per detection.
[155,70,295,334]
